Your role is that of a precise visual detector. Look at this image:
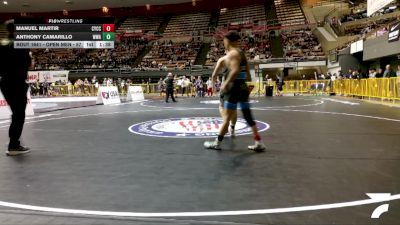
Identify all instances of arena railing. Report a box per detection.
[36,78,399,103]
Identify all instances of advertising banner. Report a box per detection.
[0,89,34,119]
[27,71,69,83]
[96,86,121,105]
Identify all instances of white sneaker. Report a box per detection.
[248,141,266,152]
[204,139,221,150]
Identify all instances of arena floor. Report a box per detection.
[0,96,399,225]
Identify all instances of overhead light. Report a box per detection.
[65,0,73,4]
[3,1,8,5]
[102,6,109,14]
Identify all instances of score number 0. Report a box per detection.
[102,24,114,32]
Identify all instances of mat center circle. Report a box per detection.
[128,117,269,138]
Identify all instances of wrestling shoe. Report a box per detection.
[6,146,31,156]
[204,139,221,150]
[248,141,266,152]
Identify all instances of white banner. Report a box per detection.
[27,71,69,83]
[96,86,121,105]
[367,0,393,16]
[0,89,34,120]
[126,86,145,101]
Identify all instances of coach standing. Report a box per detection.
[0,20,33,156]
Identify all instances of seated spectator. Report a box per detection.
[281,29,325,60]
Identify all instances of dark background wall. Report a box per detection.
[363,33,400,61]
[338,47,368,74]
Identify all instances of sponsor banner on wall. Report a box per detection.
[96,86,121,105]
[126,86,145,101]
[367,0,394,16]
[0,89,34,119]
[388,22,400,43]
[27,71,69,83]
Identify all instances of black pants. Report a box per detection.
[0,82,28,149]
[43,87,48,96]
[165,88,176,102]
[181,87,186,96]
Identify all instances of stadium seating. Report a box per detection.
[139,39,201,70]
[281,29,325,59]
[0,24,7,39]
[218,4,266,28]
[163,12,211,36]
[312,0,347,6]
[117,16,162,34]
[274,0,306,26]
[26,3,325,70]
[342,17,398,36]
[206,32,272,66]
[340,4,398,23]
[33,39,146,70]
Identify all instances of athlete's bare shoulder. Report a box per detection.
[217,55,227,62]
[226,49,240,60]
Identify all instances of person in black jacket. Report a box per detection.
[0,20,33,156]
[163,72,177,103]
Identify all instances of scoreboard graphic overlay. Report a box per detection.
[14,18,115,49]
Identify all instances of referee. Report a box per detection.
[164,72,177,103]
[0,20,33,156]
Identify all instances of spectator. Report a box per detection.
[383,64,396,77]
[181,76,190,97]
[91,76,98,85]
[42,79,50,96]
[331,73,337,81]
[195,76,204,97]
[190,76,196,97]
[346,69,353,79]
[397,65,400,77]
[157,78,165,96]
[33,79,40,96]
[368,69,375,78]
[206,77,213,97]
[276,74,284,96]
[281,29,324,60]
[376,68,383,78]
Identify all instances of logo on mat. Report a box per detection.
[128,117,269,138]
